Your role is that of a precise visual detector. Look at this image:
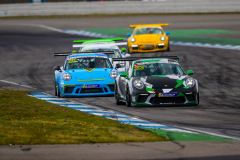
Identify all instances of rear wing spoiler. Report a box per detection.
[130,23,169,28]
[73,42,127,48]
[54,51,115,57]
[112,56,179,62]
[73,38,123,43]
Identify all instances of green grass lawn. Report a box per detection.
[0,90,168,145]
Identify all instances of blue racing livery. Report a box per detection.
[54,53,120,97]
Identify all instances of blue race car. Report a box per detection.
[54,52,121,97]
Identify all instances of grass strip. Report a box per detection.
[0,12,240,19]
[0,90,168,145]
[141,128,237,141]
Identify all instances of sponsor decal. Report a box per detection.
[134,65,144,71]
[83,84,100,88]
[159,93,177,97]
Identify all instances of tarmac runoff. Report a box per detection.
[28,92,239,141]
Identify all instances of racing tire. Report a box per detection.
[115,84,122,105]
[55,81,57,96]
[197,92,199,105]
[125,87,132,107]
[57,82,61,98]
[166,41,170,52]
[127,47,132,54]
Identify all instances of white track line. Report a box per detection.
[0,80,37,89]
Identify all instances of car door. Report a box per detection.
[119,63,132,97]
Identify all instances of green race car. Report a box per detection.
[113,56,199,107]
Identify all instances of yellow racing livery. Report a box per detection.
[127,24,170,53]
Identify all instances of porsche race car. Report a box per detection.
[73,38,131,72]
[54,52,121,97]
[114,56,199,107]
[127,24,170,53]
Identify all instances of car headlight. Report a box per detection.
[134,79,144,89]
[160,36,165,41]
[185,78,195,88]
[110,71,118,79]
[130,37,136,42]
[62,73,71,81]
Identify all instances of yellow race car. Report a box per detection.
[127,24,170,53]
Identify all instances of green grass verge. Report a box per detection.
[0,12,240,19]
[0,90,168,145]
[142,128,237,141]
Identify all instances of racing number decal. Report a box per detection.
[134,65,144,71]
[68,58,77,63]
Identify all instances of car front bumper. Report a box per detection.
[129,43,168,52]
[131,91,198,106]
[58,83,115,97]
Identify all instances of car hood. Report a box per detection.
[134,75,189,92]
[134,34,161,43]
[66,68,115,82]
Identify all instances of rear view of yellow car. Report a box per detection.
[127,24,170,53]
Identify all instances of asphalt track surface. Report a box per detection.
[1,14,240,159]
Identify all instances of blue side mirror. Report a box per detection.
[127,33,131,37]
[166,31,170,35]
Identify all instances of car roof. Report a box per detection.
[135,58,177,63]
[82,45,119,50]
[67,53,109,59]
[82,40,115,45]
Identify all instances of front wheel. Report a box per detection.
[166,41,170,52]
[197,92,199,105]
[127,47,132,54]
[125,87,132,107]
[57,83,61,98]
[115,84,121,105]
[55,81,57,96]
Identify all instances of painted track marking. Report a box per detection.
[28,92,240,140]
[0,80,37,89]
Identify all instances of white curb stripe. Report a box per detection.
[27,92,240,140]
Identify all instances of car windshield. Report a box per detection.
[134,27,163,35]
[65,57,112,70]
[133,62,184,77]
[84,49,122,58]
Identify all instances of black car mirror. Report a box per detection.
[116,63,121,69]
[54,66,61,70]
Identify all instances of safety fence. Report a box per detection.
[0,0,239,17]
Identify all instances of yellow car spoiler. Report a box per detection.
[130,23,169,28]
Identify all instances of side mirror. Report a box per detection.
[116,63,121,69]
[72,50,77,53]
[121,48,126,52]
[54,66,61,70]
[120,72,127,77]
[127,33,131,37]
[166,31,170,35]
[187,70,194,76]
[125,54,131,57]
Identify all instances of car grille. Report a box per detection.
[137,95,148,103]
[107,84,115,92]
[64,86,75,93]
[150,97,185,104]
[186,94,195,101]
[80,88,104,94]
